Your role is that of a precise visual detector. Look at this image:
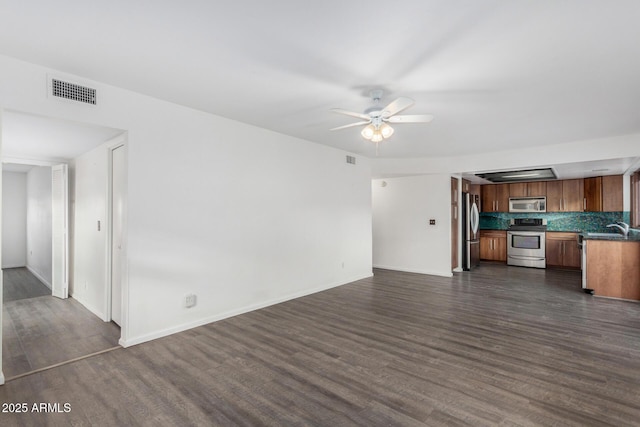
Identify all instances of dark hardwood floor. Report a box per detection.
[1,264,639,426]
[2,268,121,379]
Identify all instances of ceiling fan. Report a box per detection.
[330,89,434,151]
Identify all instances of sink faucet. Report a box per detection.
[607,221,630,237]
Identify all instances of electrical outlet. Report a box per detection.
[429,219,436,225]
[185,294,197,308]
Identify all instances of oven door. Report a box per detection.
[507,231,546,258]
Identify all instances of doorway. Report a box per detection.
[1,110,127,381]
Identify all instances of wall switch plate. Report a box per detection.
[185,294,197,308]
[429,219,436,225]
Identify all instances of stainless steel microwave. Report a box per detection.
[509,197,546,213]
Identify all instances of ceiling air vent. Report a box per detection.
[51,78,97,105]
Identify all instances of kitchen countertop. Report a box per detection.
[479,227,640,241]
[581,232,640,241]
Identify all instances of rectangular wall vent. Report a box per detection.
[51,78,97,105]
[346,155,356,165]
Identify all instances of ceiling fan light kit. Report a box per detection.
[331,89,433,153]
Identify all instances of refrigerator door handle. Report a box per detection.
[470,202,479,235]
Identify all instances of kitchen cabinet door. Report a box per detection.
[509,183,527,197]
[480,231,506,261]
[602,175,623,212]
[481,184,509,212]
[494,235,507,261]
[546,238,564,266]
[462,178,471,193]
[546,232,580,269]
[509,182,546,198]
[562,179,584,212]
[546,181,563,212]
[563,239,581,268]
[495,184,509,212]
[480,236,493,260]
[526,181,546,197]
[584,177,603,212]
[481,185,496,212]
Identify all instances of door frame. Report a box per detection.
[105,136,128,341]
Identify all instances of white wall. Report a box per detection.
[26,166,52,287]
[1,171,27,268]
[0,54,373,347]
[372,174,452,277]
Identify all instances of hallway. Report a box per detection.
[2,268,120,379]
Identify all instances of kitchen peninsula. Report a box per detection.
[582,234,640,301]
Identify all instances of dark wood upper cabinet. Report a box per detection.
[481,175,621,213]
[583,177,603,212]
[508,183,527,197]
[481,184,509,212]
[509,182,546,197]
[562,179,585,212]
[546,181,563,211]
[527,181,547,197]
[547,179,584,212]
[602,175,623,211]
[462,178,471,194]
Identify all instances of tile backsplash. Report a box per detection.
[479,211,631,232]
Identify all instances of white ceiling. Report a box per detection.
[2,163,34,173]
[1,111,123,163]
[1,1,639,173]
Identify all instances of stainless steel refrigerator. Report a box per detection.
[462,192,480,270]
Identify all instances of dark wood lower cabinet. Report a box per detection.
[546,232,581,269]
[586,240,640,300]
[480,230,507,262]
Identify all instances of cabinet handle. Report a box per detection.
[561,199,564,211]
[583,198,586,210]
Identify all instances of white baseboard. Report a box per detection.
[1,263,27,269]
[119,271,373,348]
[373,264,453,278]
[26,266,52,289]
[69,293,106,321]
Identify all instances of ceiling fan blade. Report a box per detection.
[387,114,434,124]
[330,121,371,131]
[381,97,415,117]
[330,108,371,121]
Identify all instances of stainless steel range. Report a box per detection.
[507,218,547,268]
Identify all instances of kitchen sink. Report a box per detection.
[586,232,625,238]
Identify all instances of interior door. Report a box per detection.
[51,164,69,299]
[110,145,125,325]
